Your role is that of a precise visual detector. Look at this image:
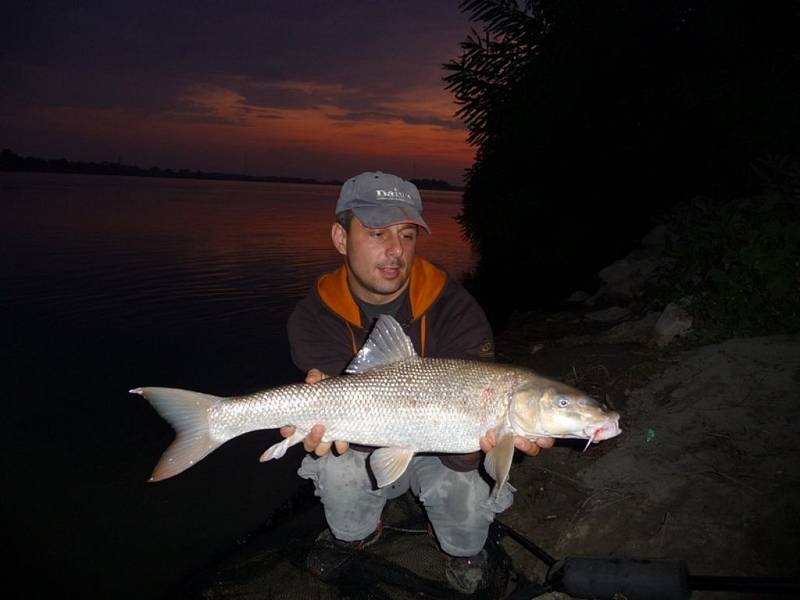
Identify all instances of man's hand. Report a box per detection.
[304,368,327,385]
[479,428,555,457]
[279,369,349,457]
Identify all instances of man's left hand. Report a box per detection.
[479,428,555,457]
[279,368,350,457]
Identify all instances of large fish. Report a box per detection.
[133,315,621,493]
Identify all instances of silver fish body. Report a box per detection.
[134,315,621,490]
[212,358,521,453]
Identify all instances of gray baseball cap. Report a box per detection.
[335,171,430,233]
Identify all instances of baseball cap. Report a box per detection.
[335,171,431,233]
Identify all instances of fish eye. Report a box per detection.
[557,396,570,408]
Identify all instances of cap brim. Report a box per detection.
[351,205,431,233]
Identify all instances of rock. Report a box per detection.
[641,224,668,250]
[603,311,660,343]
[584,306,632,322]
[598,259,635,286]
[565,290,591,304]
[595,256,665,300]
[652,302,693,346]
[588,223,674,303]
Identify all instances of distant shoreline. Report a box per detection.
[0,148,463,192]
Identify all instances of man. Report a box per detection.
[282,171,553,594]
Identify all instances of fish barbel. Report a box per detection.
[133,315,621,493]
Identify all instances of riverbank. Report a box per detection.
[494,307,800,598]
[0,149,462,190]
[183,301,800,598]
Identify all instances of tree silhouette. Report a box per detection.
[444,0,800,319]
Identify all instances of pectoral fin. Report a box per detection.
[259,431,305,462]
[370,447,415,488]
[484,430,515,496]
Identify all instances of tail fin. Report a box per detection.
[131,386,224,482]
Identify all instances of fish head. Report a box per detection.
[508,377,621,442]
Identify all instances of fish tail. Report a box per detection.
[131,386,223,482]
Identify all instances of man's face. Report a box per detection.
[331,217,419,305]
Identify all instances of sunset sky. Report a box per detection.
[2,2,476,184]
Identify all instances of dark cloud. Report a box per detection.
[332,111,463,130]
[3,1,470,103]
[0,63,190,114]
[231,79,330,112]
[229,77,445,118]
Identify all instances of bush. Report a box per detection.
[667,156,800,336]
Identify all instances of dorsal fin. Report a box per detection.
[345,314,417,374]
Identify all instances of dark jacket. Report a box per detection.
[287,256,494,470]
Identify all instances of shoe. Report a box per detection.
[444,549,489,594]
[306,522,383,581]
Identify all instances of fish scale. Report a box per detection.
[213,358,519,453]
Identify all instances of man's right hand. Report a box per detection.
[479,427,555,457]
[304,368,328,385]
[279,369,349,457]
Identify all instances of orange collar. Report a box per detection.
[316,257,447,327]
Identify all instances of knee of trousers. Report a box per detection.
[418,469,514,557]
[298,451,386,541]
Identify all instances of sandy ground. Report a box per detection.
[188,308,800,599]
[496,310,800,599]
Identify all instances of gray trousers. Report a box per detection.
[298,449,514,557]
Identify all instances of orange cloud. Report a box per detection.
[4,78,474,182]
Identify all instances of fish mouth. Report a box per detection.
[589,418,621,440]
[581,418,622,450]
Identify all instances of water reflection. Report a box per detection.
[1,174,473,331]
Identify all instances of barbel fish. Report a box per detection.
[133,315,621,493]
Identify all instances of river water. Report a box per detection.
[0,172,475,599]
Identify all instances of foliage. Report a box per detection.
[443,0,551,148]
[443,0,800,318]
[666,156,800,336]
